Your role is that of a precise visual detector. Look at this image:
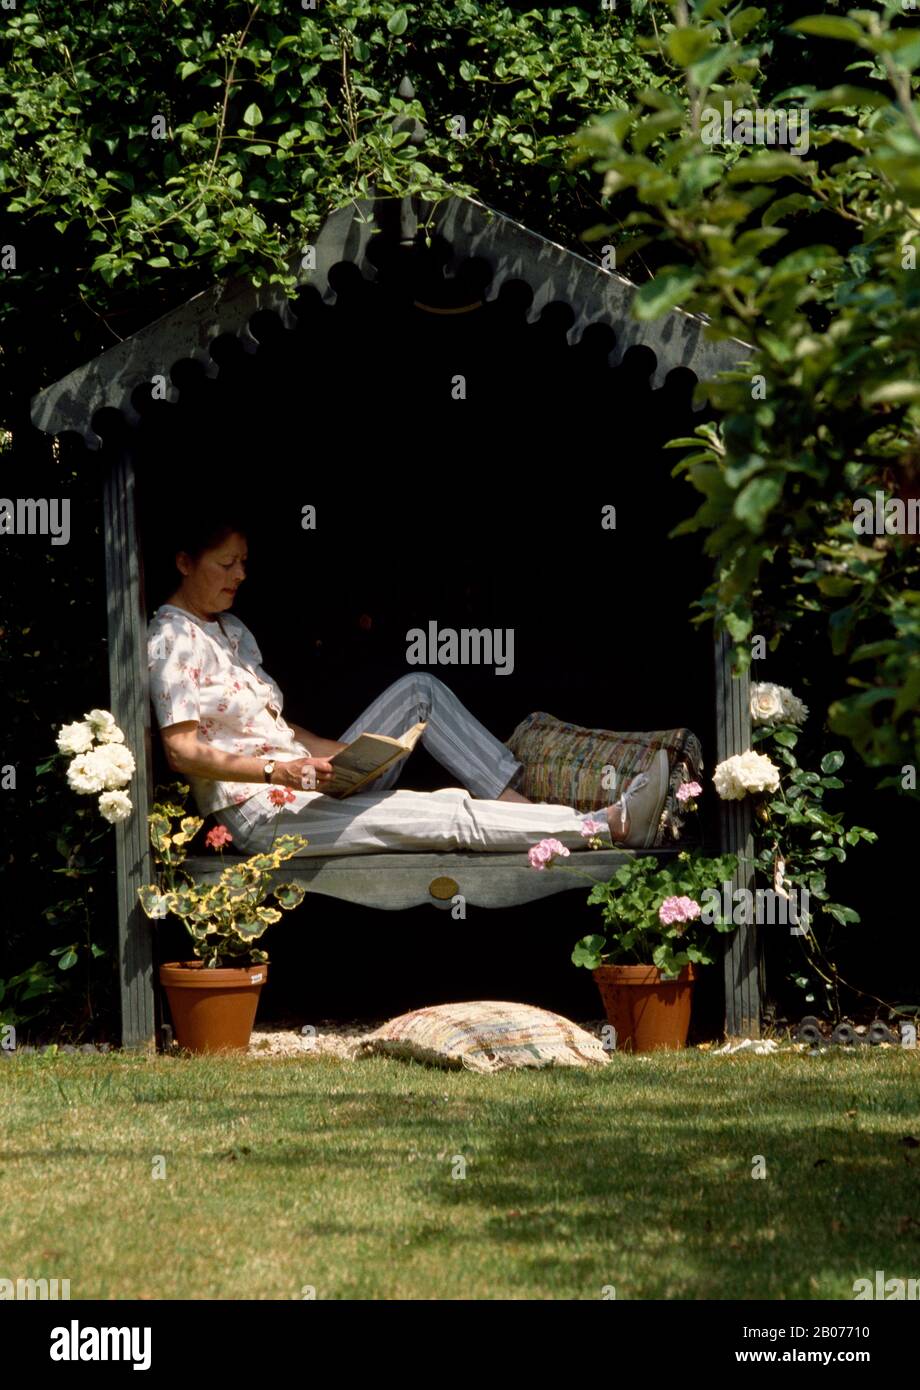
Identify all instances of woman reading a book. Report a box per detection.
[146,519,669,858]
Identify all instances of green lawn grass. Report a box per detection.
[2,1048,919,1300]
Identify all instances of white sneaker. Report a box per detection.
[609,749,670,849]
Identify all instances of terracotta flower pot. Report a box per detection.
[593,963,696,1053]
[159,960,268,1054]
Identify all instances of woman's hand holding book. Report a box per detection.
[271,757,335,791]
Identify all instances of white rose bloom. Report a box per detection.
[751,682,809,726]
[66,752,107,795]
[93,743,136,790]
[98,790,133,823]
[779,688,809,725]
[713,750,780,799]
[750,682,785,724]
[56,720,95,755]
[713,757,744,800]
[85,709,125,744]
[736,749,780,793]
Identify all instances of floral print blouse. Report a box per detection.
[147,604,313,818]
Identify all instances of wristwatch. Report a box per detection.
[262,760,276,784]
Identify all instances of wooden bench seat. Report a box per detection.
[183,847,682,911]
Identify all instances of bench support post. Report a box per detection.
[714,625,760,1037]
[103,446,158,1050]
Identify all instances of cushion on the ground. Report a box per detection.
[357,1001,610,1073]
[504,711,703,846]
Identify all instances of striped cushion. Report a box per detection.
[358,1001,609,1073]
[503,711,703,846]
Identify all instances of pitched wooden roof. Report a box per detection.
[30,195,751,448]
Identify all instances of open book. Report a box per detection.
[318,721,428,799]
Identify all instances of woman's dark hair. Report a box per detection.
[171,516,250,563]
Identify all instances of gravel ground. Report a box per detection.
[245,1017,616,1060]
[245,1023,858,1061]
[247,1019,385,1060]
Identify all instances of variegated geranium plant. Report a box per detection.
[137,784,308,968]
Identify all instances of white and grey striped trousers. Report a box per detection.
[214,672,615,856]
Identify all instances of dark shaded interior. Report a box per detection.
[114,226,734,1032]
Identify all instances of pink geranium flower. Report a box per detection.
[268,787,296,808]
[676,781,703,804]
[580,817,606,838]
[205,825,233,851]
[528,838,570,871]
[659,895,702,926]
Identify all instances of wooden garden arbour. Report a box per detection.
[31,195,758,1050]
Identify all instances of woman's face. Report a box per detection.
[176,532,248,617]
